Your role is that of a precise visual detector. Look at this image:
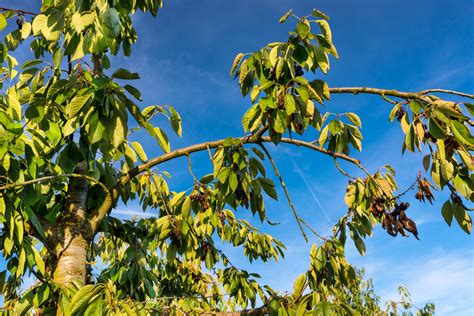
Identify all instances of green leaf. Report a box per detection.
[230,53,245,76]
[316,20,332,42]
[258,178,278,200]
[67,94,92,118]
[422,154,431,172]
[24,207,46,240]
[405,125,415,152]
[168,106,182,136]
[409,100,422,114]
[242,104,261,132]
[297,21,310,39]
[112,115,126,148]
[0,14,6,32]
[112,68,140,80]
[124,84,142,101]
[345,112,361,127]
[278,9,293,24]
[318,125,329,147]
[284,94,296,115]
[70,285,103,316]
[312,9,330,20]
[389,104,401,122]
[314,47,329,74]
[441,201,453,226]
[293,274,306,294]
[32,246,45,275]
[428,118,445,139]
[100,7,121,38]
[452,203,472,234]
[464,103,474,116]
[273,110,287,134]
[451,121,474,147]
[229,172,238,192]
[131,141,147,162]
[154,127,170,153]
[32,14,47,36]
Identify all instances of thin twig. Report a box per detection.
[0,7,38,16]
[258,143,309,242]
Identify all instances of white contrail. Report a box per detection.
[286,153,333,225]
[112,209,156,218]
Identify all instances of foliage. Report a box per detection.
[0,1,472,315]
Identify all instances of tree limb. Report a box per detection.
[328,87,474,100]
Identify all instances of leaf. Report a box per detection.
[451,121,474,147]
[0,14,6,32]
[181,197,191,218]
[112,115,126,148]
[441,201,453,226]
[242,104,261,132]
[24,207,46,240]
[452,203,472,234]
[405,125,415,152]
[316,20,332,42]
[409,100,422,114]
[100,7,121,38]
[284,94,296,115]
[70,285,102,316]
[279,9,293,24]
[389,104,401,122]
[312,9,330,20]
[32,14,47,36]
[67,94,92,118]
[297,21,310,39]
[229,172,238,192]
[112,68,140,80]
[230,53,245,76]
[32,246,45,275]
[318,125,329,147]
[273,110,287,134]
[124,84,142,101]
[258,178,278,200]
[423,154,431,172]
[131,141,147,162]
[21,22,32,39]
[314,47,329,74]
[154,127,170,153]
[345,112,361,127]
[168,106,182,136]
[293,274,306,294]
[428,118,445,139]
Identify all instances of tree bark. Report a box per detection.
[52,162,91,287]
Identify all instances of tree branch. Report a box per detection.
[85,135,363,238]
[258,143,309,242]
[0,173,108,192]
[328,87,474,100]
[0,7,38,16]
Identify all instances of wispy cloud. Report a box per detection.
[380,249,474,315]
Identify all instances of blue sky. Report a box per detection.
[2,0,474,314]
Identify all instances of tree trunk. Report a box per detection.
[52,162,91,287]
[52,232,89,286]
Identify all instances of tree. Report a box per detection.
[0,1,472,315]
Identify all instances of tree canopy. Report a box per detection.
[0,1,472,315]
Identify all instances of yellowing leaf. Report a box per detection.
[67,94,92,118]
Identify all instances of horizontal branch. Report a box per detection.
[329,87,474,100]
[90,135,362,235]
[116,135,360,193]
[0,7,38,16]
[0,173,108,192]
